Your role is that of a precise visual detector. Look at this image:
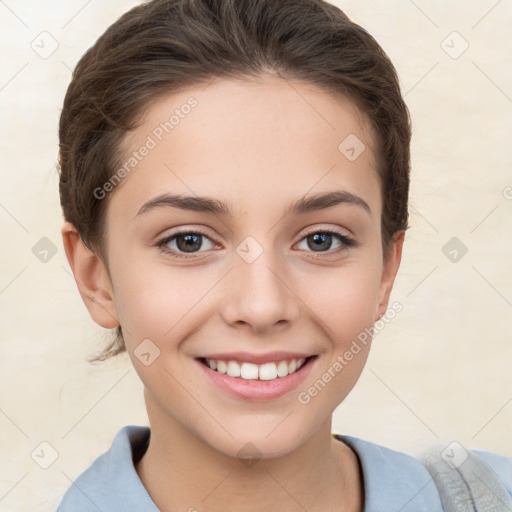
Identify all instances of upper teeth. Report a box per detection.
[205,358,307,381]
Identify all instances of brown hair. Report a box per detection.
[58,0,411,362]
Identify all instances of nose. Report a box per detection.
[219,243,300,335]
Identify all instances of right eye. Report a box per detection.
[156,229,217,259]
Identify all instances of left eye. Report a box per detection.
[156,229,356,259]
[296,230,356,253]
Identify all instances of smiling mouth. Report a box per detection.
[197,356,317,381]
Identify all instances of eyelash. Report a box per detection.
[155,228,358,260]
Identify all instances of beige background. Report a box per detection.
[1,1,511,510]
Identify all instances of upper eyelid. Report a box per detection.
[157,226,355,252]
[158,225,353,242]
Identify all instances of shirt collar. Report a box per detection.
[59,425,158,511]
[335,434,443,511]
[59,426,443,512]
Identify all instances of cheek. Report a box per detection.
[302,258,382,340]
[110,256,216,346]
[112,244,383,346]
[295,265,380,415]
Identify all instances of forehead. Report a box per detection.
[109,75,381,222]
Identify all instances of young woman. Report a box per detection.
[55,0,512,510]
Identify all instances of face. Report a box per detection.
[83,75,403,459]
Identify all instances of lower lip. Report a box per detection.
[195,357,317,401]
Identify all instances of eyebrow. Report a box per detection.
[134,190,371,219]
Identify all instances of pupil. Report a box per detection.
[309,233,331,252]
[175,233,332,253]
[177,234,202,253]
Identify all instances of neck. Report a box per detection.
[135,393,363,512]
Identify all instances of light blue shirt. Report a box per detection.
[55,425,512,511]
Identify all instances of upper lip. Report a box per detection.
[197,351,314,365]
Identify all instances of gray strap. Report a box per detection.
[419,443,512,512]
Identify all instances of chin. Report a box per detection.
[200,422,314,463]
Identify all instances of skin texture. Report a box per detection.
[62,74,405,512]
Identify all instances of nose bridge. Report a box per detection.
[220,233,298,332]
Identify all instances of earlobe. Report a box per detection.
[61,222,120,329]
[376,231,405,321]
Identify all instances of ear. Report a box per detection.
[375,230,405,321]
[61,221,119,329]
